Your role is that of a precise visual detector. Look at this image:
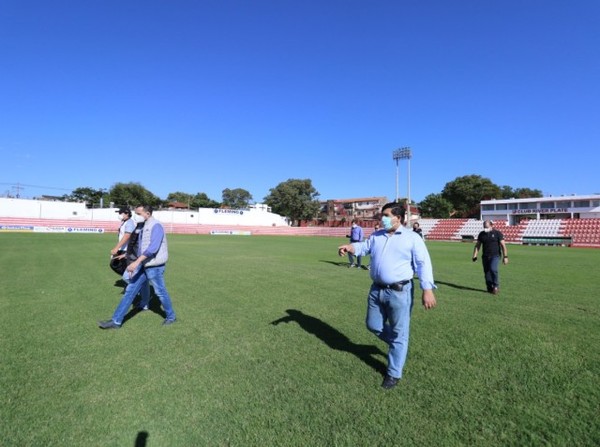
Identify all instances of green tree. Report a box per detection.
[109,182,162,208]
[191,192,221,209]
[513,187,543,198]
[499,185,514,199]
[264,179,320,226]
[166,191,193,207]
[441,175,502,218]
[165,191,221,208]
[418,194,454,218]
[222,188,253,209]
[66,187,108,208]
[499,185,543,199]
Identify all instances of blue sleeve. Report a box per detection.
[124,219,135,234]
[142,224,164,258]
[352,236,372,257]
[412,236,436,290]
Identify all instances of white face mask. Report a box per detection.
[484,227,492,233]
[381,216,394,230]
[352,224,357,228]
[133,214,145,223]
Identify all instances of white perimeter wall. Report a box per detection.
[0,198,289,226]
[0,198,90,219]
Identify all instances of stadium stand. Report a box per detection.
[423,219,468,241]
[560,218,600,246]
[490,220,527,243]
[415,218,439,236]
[522,219,562,237]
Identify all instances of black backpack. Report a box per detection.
[109,222,144,275]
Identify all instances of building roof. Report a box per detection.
[321,196,387,204]
[481,194,600,204]
[167,201,189,209]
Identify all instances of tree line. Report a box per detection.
[58,174,541,223]
[418,174,542,218]
[60,179,320,226]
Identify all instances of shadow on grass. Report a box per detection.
[319,259,350,267]
[114,279,129,296]
[121,290,167,325]
[114,279,128,289]
[271,309,386,376]
[319,260,370,270]
[436,280,487,293]
[135,431,148,447]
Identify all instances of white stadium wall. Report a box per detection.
[0,198,290,227]
[0,198,89,219]
[153,207,289,226]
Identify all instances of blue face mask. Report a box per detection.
[381,216,394,230]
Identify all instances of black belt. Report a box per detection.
[373,279,411,292]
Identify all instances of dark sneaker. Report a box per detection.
[492,287,499,295]
[98,320,121,330]
[381,375,399,390]
[162,319,176,326]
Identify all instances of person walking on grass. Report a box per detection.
[111,207,135,257]
[122,217,151,310]
[346,219,364,268]
[366,223,381,271]
[99,205,176,329]
[109,207,135,277]
[338,202,437,390]
[472,220,508,295]
[412,221,423,238]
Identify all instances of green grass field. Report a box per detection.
[1,233,598,446]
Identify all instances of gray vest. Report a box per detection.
[140,216,169,267]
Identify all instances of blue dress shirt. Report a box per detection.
[349,225,363,242]
[352,228,436,290]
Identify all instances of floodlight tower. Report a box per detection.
[392,147,412,224]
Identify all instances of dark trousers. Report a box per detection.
[482,255,500,291]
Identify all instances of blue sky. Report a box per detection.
[1,0,599,204]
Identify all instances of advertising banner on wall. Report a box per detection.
[31,226,105,233]
[210,230,252,236]
[0,225,34,232]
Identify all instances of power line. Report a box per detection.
[0,182,73,191]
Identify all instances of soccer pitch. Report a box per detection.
[1,233,598,446]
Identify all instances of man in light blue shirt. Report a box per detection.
[338,202,437,389]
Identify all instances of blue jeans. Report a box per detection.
[482,256,501,291]
[112,265,176,325]
[366,281,414,379]
[122,265,151,308]
[348,252,362,267]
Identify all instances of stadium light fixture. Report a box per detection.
[392,147,412,224]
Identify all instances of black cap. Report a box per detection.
[116,206,131,215]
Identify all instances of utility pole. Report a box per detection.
[12,183,24,198]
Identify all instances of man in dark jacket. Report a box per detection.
[472,220,509,294]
